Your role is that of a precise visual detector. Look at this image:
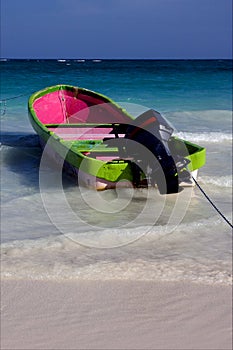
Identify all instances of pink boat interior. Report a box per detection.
[33,88,132,160]
[33,90,132,122]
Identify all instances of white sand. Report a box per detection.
[1,279,232,349]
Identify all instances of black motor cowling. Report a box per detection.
[124,109,180,194]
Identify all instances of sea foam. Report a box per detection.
[1,216,232,285]
[199,175,232,188]
[175,131,232,143]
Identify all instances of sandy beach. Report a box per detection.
[1,279,232,349]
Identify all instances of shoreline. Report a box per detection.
[1,279,232,349]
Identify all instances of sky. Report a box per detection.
[1,0,232,59]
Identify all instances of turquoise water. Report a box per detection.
[1,59,232,284]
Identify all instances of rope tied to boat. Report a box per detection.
[0,93,30,116]
[0,100,7,116]
[192,176,233,229]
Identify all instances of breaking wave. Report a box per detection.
[1,217,232,285]
[174,131,232,144]
[199,175,232,188]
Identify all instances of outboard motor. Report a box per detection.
[124,109,181,194]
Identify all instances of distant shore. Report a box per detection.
[1,279,232,349]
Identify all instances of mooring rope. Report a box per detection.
[0,100,7,116]
[0,93,29,102]
[192,176,233,229]
[0,93,30,116]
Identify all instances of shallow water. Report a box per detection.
[1,59,232,284]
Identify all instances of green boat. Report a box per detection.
[28,84,206,193]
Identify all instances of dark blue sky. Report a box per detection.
[1,0,232,59]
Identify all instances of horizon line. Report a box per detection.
[1,57,232,61]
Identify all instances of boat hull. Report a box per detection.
[39,136,200,190]
[28,85,206,191]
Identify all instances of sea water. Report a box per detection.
[1,59,232,284]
